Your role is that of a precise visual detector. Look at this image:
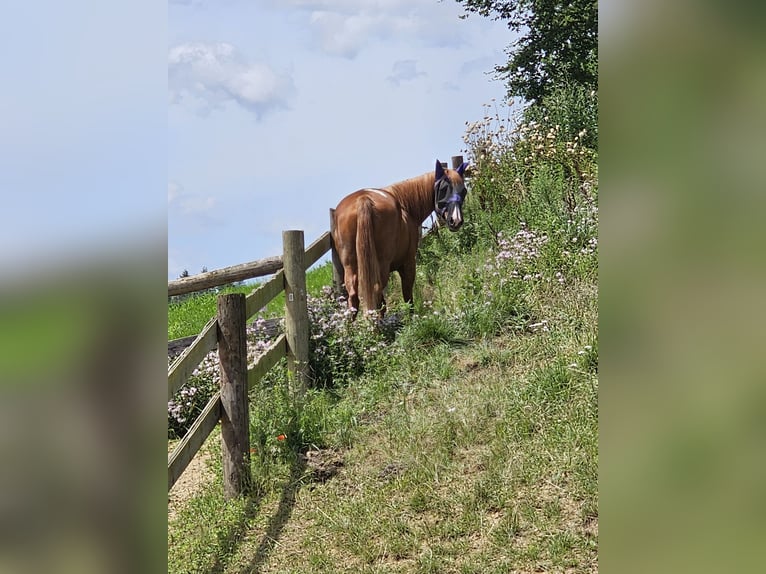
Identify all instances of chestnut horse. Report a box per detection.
[331,159,469,317]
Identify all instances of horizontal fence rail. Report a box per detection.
[167,316,219,401]
[245,270,284,320]
[168,391,222,491]
[248,334,287,390]
[168,256,283,297]
[167,231,331,299]
[304,231,332,270]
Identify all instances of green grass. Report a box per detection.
[168,261,598,573]
[168,105,598,572]
[168,276,597,573]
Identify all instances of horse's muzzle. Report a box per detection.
[446,203,463,231]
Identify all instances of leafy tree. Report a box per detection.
[456,0,597,105]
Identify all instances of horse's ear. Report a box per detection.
[435,159,445,180]
[456,162,469,177]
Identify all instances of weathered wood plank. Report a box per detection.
[168,391,221,491]
[218,293,250,498]
[168,315,218,401]
[168,318,282,358]
[329,210,344,292]
[248,334,287,390]
[283,231,310,397]
[304,231,332,270]
[168,256,283,297]
[244,269,284,320]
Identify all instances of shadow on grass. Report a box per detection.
[208,455,308,574]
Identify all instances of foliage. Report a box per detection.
[306,287,393,388]
[455,0,598,149]
[462,101,597,231]
[455,0,598,105]
[524,81,598,150]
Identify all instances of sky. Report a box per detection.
[168,0,517,280]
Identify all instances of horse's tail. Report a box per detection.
[356,196,380,313]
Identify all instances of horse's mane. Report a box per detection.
[383,172,435,224]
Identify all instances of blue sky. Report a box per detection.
[168,0,517,280]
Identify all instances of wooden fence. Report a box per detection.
[168,155,465,497]
[168,229,330,495]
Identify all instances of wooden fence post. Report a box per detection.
[217,293,250,499]
[329,208,345,296]
[451,155,464,169]
[282,230,310,397]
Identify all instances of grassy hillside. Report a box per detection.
[168,104,598,572]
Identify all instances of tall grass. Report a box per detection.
[168,99,597,573]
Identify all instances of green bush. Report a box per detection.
[307,287,393,388]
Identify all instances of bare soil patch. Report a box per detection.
[168,434,217,522]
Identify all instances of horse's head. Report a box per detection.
[434,159,469,232]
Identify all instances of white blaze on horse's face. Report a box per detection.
[446,200,463,230]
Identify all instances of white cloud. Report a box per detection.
[168,42,294,117]
[276,0,466,57]
[387,59,426,86]
[308,10,416,58]
[168,181,217,218]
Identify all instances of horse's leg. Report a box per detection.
[377,271,390,318]
[333,258,347,299]
[398,226,420,316]
[399,263,416,316]
[344,269,360,319]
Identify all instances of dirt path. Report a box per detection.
[168,434,217,522]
